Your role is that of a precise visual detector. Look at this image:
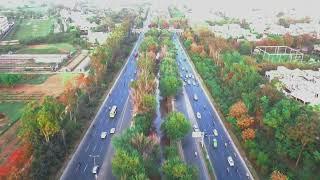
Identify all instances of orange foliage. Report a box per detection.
[190,43,204,54]
[237,117,254,129]
[242,128,256,141]
[229,101,248,120]
[283,33,293,47]
[255,39,281,46]
[270,170,288,180]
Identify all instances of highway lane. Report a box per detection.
[60,30,145,180]
[173,34,253,180]
[175,87,211,180]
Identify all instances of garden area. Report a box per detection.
[181,28,320,180]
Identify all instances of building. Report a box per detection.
[265,66,320,105]
[0,16,9,35]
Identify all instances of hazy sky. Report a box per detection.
[1,0,320,17]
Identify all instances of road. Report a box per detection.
[175,87,211,180]
[173,34,253,180]
[60,16,150,180]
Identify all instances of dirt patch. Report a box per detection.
[28,44,48,49]
[0,74,70,98]
[0,122,21,165]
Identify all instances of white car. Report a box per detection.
[192,80,196,86]
[227,156,234,167]
[193,94,198,101]
[187,80,191,85]
[92,165,99,174]
[196,112,201,119]
[100,132,107,139]
[110,128,116,134]
[213,129,218,136]
[193,125,199,132]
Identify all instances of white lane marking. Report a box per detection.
[118,95,130,130]
[92,143,97,152]
[85,143,90,152]
[99,145,103,154]
[83,163,88,173]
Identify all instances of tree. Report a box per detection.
[237,117,254,129]
[130,133,157,159]
[239,41,252,55]
[287,113,319,167]
[59,81,78,122]
[112,150,146,179]
[133,113,153,135]
[270,170,288,180]
[283,33,294,47]
[162,112,191,141]
[162,157,197,180]
[229,101,248,120]
[242,128,255,141]
[37,96,63,142]
[159,76,182,98]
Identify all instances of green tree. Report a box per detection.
[162,112,191,141]
[239,41,252,55]
[162,157,197,180]
[112,150,146,179]
[37,96,63,142]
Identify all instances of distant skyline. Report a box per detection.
[1,0,320,17]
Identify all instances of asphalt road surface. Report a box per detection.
[173,33,253,180]
[60,28,146,180]
[175,87,211,180]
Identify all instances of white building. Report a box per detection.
[0,16,9,35]
[265,66,320,105]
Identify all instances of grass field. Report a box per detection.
[0,102,25,124]
[19,74,52,85]
[16,43,76,54]
[5,18,54,40]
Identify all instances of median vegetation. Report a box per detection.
[181,28,320,179]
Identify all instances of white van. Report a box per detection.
[109,105,117,118]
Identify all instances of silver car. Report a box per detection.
[196,112,201,119]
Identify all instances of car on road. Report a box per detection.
[191,75,194,79]
[213,138,218,148]
[193,94,198,101]
[109,105,117,118]
[110,128,116,134]
[227,156,234,167]
[192,80,196,86]
[92,165,99,174]
[193,125,199,132]
[187,80,191,85]
[100,132,107,139]
[196,112,201,119]
[213,129,218,136]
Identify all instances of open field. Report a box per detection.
[5,18,54,40]
[16,43,76,54]
[0,102,25,125]
[0,73,79,98]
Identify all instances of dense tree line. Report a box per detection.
[182,29,320,179]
